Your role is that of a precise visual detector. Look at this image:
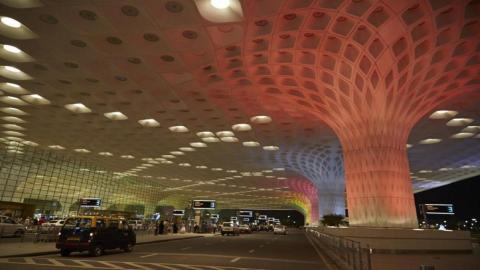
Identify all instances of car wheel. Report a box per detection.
[89,245,103,257]
[14,230,24,237]
[123,242,134,252]
[60,249,71,257]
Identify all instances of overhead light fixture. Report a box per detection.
[211,168,223,171]
[461,126,480,133]
[232,123,252,132]
[74,148,90,153]
[21,94,50,105]
[179,163,191,167]
[242,141,260,147]
[216,131,234,137]
[438,167,453,171]
[226,170,237,173]
[221,136,238,142]
[451,132,475,139]
[0,107,27,115]
[99,152,113,156]
[1,17,22,28]
[273,168,285,171]
[196,165,208,169]
[406,144,413,148]
[202,137,220,143]
[170,151,184,155]
[190,142,207,147]
[169,125,189,133]
[3,45,21,54]
[4,66,21,73]
[22,140,38,147]
[65,103,91,113]
[446,118,474,126]
[3,130,24,137]
[1,116,25,123]
[162,154,176,159]
[196,131,215,137]
[429,110,458,120]
[121,155,135,159]
[104,111,128,120]
[250,115,272,124]
[48,145,65,150]
[210,0,231,9]
[0,96,28,106]
[179,147,195,152]
[138,118,160,127]
[263,145,279,151]
[161,160,174,164]
[419,138,442,144]
[2,124,25,130]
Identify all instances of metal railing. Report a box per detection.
[307,228,372,270]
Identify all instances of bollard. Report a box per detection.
[419,265,435,270]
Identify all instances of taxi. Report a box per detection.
[56,216,136,256]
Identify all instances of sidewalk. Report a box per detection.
[0,232,210,258]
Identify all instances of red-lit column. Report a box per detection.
[337,120,418,228]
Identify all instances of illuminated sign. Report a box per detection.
[230,217,238,221]
[243,218,250,222]
[421,204,454,215]
[238,210,252,217]
[79,198,101,208]
[173,210,185,216]
[258,215,267,220]
[192,200,216,209]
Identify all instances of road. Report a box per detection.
[0,230,330,270]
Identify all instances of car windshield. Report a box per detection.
[223,223,232,227]
[63,218,92,228]
[275,225,284,229]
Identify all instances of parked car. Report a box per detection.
[0,215,26,237]
[221,222,239,236]
[56,216,136,257]
[238,224,252,234]
[127,220,143,230]
[42,220,65,227]
[273,225,287,235]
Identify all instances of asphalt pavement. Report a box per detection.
[0,230,330,270]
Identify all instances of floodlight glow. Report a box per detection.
[210,0,230,9]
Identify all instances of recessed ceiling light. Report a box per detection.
[104,111,128,120]
[210,0,230,9]
[179,147,195,152]
[226,170,237,173]
[0,107,27,115]
[161,160,174,164]
[21,94,50,105]
[170,151,184,155]
[2,124,25,130]
[451,132,475,139]
[179,163,191,167]
[3,130,24,137]
[216,131,234,137]
[138,118,160,127]
[202,137,220,143]
[0,96,28,106]
[22,140,38,147]
[446,118,474,126]
[74,148,90,153]
[190,142,207,147]
[3,45,21,54]
[196,131,215,138]
[221,136,238,142]
[121,155,135,159]
[169,125,189,132]
[419,138,442,144]
[242,141,260,147]
[263,145,279,151]
[1,17,22,28]
[429,110,458,120]
[162,155,176,159]
[232,123,252,132]
[99,152,113,156]
[461,126,480,133]
[4,66,21,73]
[48,145,65,150]
[250,115,272,124]
[65,103,91,113]
[1,116,25,123]
[196,165,208,169]
[211,168,223,171]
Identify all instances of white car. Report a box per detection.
[273,225,287,235]
[0,216,26,237]
[41,220,65,227]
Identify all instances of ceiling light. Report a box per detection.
[99,152,113,156]
[138,118,160,127]
[179,147,195,152]
[0,96,28,106]
[74,148,90,153]
[250,115,272,124]
[461,126,480,133]
[65,103,91,113]
[121,155,135,159]
[22,140,38,147]
[242,141,260,147]
[419,170,432,173]
[4,136,23,142]
[190,142,207,147]
[429,110,458,120]
[4,66,21,73]
[161,160,174,164]
[196,165,208,169]
[169,125,189,133]
[232,123,252,132]
[451,132,475,139]
[104,111,127,120]
[446,118,474,126]
[461,165,476,169]
[210,0,230,9]
[0,107,27,115]
[21,94,50,105]
[3,45,21,53]
[419,138,442,144]
[162,154,176,159]
[196,131,215,137]
[1,17,22,28]
[3,130,24,137]
[1,116,25,123]
[2,124,24,130]
[221,136,238,142]
[263,145,279,151]
[170,151,184,155]
[273,168,285,171]
[216,131,234,137]
[48,145,65,150]
[211,168,223,171]
[226,170,237,173]
[406,144,412,148]
[438,167,453,171]
[179,163,191,167]
[202,137,220,143]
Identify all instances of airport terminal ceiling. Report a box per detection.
[0,0,479,224]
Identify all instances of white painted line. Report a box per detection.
[248,249,255,254]
[305,233,335,270]
[230,257,241,263]
[181,246,192,250]
[123,262,154,270]
[177,265,204,270]
[150,263,178,270]
[140,253,158,258]
[47,259,65,266]
[72,260,95,267]
[97,261,123,269]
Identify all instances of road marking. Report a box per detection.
[97,261,123,269]
[305,232,335,270]
[123,262,154,270]
[177,265,204,270]
[47,259,65,266]
[71,260,94,267]
[150,263,178,270]
[181,246,192,250]
[248,249,255,254]
[230,257,241,263]
[140,253,158,258]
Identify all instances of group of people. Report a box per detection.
[155,220,186,235]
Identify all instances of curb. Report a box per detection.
[0,235,205,258]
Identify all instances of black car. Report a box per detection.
[56,216,136,256]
